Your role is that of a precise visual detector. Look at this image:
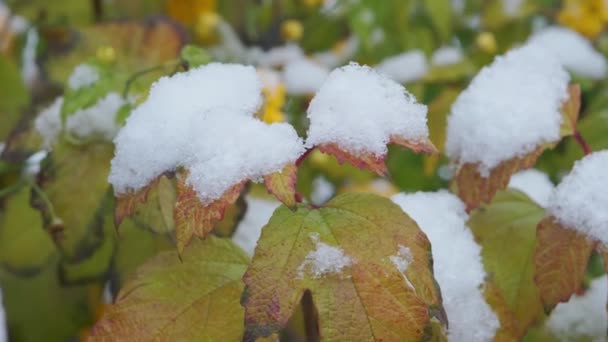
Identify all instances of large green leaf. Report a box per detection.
[468,189,545,338]
[89,236,249,341]
[0,186,56,275]
[242,192,446,341]
[0,55,29,140]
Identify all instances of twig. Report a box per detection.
[573,129,592,156]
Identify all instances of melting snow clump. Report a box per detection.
[68,64,100,90]
[547,275,608,341]
[232,196,281,256]
[392,191,499,342]
[508,169,554,207]
[431,46,463,66]
[35,97,63,148]
[528,26,607,79]
[283,59,329,95]
[109,63,305,204]
[547,151,608,243]
[306,62,429,156]
[375,50,428,83]
[298,232,353,278]
[445,45,569,176]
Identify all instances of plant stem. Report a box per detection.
[573,129,592,156]
[31,182,59,221]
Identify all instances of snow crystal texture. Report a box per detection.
[528,27,607,79]
[283,59,329,95]
[508,169,554,207]
[109,63,304,203]
[547,275,608,341]
[298,232,353,278]
[392,191,499,342]
[232,196,281,256]
[375,50,428,83]
[446,45,570,176]
[547,151,608,243]
[307,62,429,156]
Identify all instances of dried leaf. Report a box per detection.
[242,193,445,341]
[452,146,544,212]
[174,172,245,254]
[89,236,248,341]
[559,84,581,137]
[534,217,595,311]
[264,163,298,207]
[114,176,160,228]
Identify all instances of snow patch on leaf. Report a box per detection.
[446,44,569,176]
[297,232,353,279]
[392,191,499,342]
[109,63,304,204]
[283,58,329,95]
[389,245,415,290]
[67,64,100,90]
[508,169,554,207]
[547,275,608,340]
[306,62,432,160]
[35,97,63,148]
[527,26,607,79]
[375,50,428,83]
[547,151,608,243]
[431,46,463,66]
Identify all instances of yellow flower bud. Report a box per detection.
[96,46,116,64]
[281,19,304,42]
[195,12,221,43]
[302,0,323,8]
[476,32,497,54]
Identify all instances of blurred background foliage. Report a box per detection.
[1,0,608,341]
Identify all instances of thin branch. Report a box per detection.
[573,129,592,156]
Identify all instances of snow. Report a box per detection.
[232,196,281,256]
[547,275,607,341]
[66,92,125,141]
[283,59,329,95]
[390,245,415,290]
[109,63,305,204]
[21,28,39,87]
[23,150,47,177]
[312,35,359,69]
[431,46,463,66]
[508,169,554,207]
[297,232,353,279]
[306,62,429,157]
[527,26,607,79]
[257,68,282,92]
[547,151,608,243]
[502,0,523,16]
[375,50,428,83]
[310,176,335,205]
[67,64,100,90]
[34,93,125,147]
[392,191,500,342]
[257,44,304,68]
[0,288,5,342]
[445,45,570,176]
[34,97,63,149]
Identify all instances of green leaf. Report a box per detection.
[424,0,452,42]
[34,142,114,261]
[89,236,249,341]
[0,186,56,275]
[131,175,176,234]
[468,189,545,337]
[242,193,446,341]
[60,65,113,124]
[180,44,212,69]
[0,55,29,140]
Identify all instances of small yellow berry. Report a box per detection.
[96,46,116,64]
[302,0,323,8]
[281,20,304,42]
[195,12,221,43]
[476,32,497,54]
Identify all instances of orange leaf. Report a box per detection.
[453,146,544,212]
[263,163,298,207]
[318,144,388,175]
[114,177,160,228]
[174,172,245,254]
[560,84,581,136]
[534,217,595,311]
[390,136,438,155]
[484,280,519,342]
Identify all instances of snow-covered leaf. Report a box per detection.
[89,236,248,341]
[242,193,445,341]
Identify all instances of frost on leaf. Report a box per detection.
[108,63,304,251]
[392,191,499,342]
[305,62,436,175]
[89,237,249,341]
[468,189,545,338]
[535,151,608,310]
[242,193,445,341]
[445,45,575,211]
